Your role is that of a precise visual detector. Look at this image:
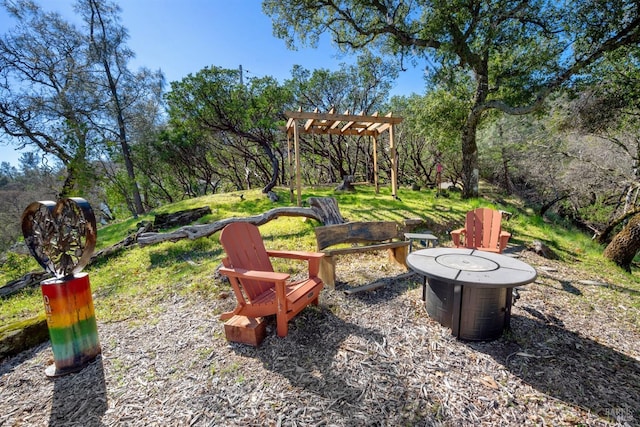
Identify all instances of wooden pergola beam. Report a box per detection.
[285,110,403,124]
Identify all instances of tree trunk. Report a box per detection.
[460,66,488,199]
[89,0,145,216]
[603,213,640,271]
[307,196,345,225]
[597,207,640,244]
[501,146,514,194]
[263,154,278,194]
[460,111,480,199]
[539,194,570,217]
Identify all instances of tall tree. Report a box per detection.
[0,0,96,196]
[78,0,147,215]
[264,0,640,198]
[562,46,640,269]
[0,0,162,214]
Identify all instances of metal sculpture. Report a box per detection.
[21,197,97,278]
[21,197,101,376]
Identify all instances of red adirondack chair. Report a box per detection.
[450,208,511,253]
[218,222,325,337]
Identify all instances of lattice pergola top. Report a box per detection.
[285,109,403,136]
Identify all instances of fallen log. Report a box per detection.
[0,314,48,360]
[0,271,51,298]
[90,221,154,261]
[137,197,345,246]
[138,207,320,246]
[154,206,212,230]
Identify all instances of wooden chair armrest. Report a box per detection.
[498,230,512,252]
[219,266,290,282]
[266,250,324,277]
[450,228,465,247]
[266,250,324,261]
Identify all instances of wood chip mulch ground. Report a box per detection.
[1,246,639,426]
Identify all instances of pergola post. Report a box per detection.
[372,134,379,194]
[390,124,397,199]
[293,121,302,207]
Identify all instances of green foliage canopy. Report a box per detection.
[165,66,294,193]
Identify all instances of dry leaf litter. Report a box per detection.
[1,246,639,426]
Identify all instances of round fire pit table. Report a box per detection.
[407,247,537,341]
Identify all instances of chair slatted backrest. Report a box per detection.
[219,222,275,300]
[466,208,503,250]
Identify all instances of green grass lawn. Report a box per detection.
[2,183,639,328]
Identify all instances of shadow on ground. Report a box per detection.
[228,308,399,422]
[469,314,640,425]
[48,356,107,426]
[226,277,435,425]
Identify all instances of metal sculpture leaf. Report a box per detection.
[21,198,97,278]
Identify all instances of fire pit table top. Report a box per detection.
[407,247,537,289]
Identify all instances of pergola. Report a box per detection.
[285,109,404,206]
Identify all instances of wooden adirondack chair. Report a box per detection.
[450,208,511,253]
[218,222,325,337]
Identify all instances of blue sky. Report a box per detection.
[0,0,426,167]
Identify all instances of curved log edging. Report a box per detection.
[137,207,320,246]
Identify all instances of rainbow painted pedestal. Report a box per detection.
[41,273,101,377]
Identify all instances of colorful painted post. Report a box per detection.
[40,273,101,376]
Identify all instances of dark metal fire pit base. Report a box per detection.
[423,278,454,328]
[458,285,508,341]
[425,279,509,341]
